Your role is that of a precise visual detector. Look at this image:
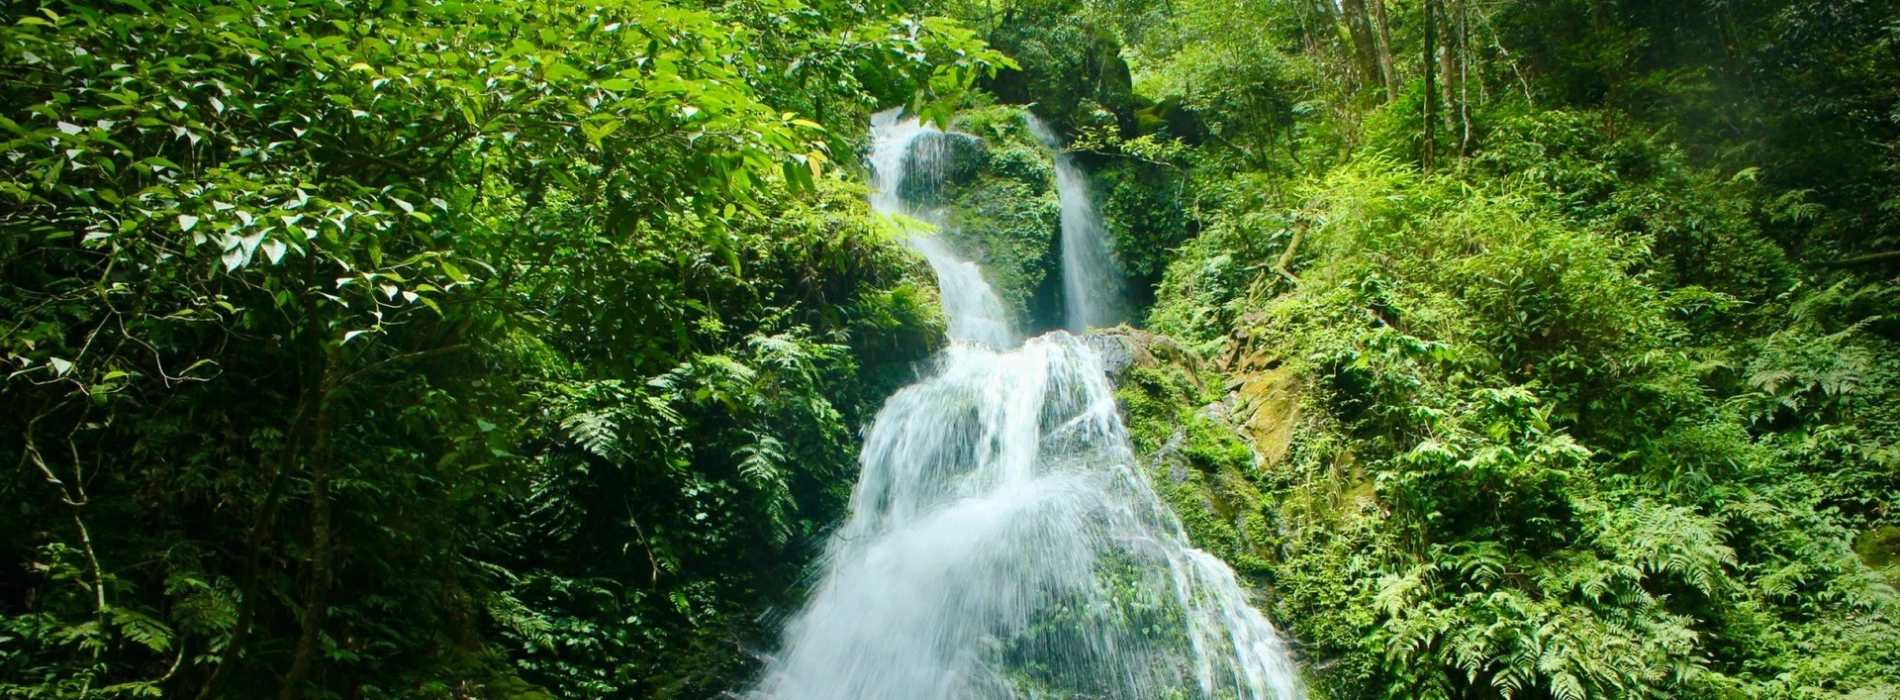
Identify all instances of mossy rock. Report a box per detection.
[942,175,1060,320]
[1859,526,1900,586]
[952,105,1056,190]
[897,130,988,208]
[484,676,557,700]
[1100,326,1282,577]
[896,104,1062,325]
[1091,157,1190,307]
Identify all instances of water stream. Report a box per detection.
[746,110,1302,700]
[1026,115,1128,333]
[863,111,1015,349]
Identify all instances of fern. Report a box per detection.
[1595,500,1736,599]
[484,591,555,651]
[734,431,794,542]
[105,607,173,655]
[560,410,622,460]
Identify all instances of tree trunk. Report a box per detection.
[198,255,332,700]
[280,440,336,699]
[1340,0,1384,91]
[1458,0,1473,155]
[1440,0,1459,147]
[1372,0,1398,102]
[1824,250,1900,267]
[197,380,324,700]
[1423,0,1438,173]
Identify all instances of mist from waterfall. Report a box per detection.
[1025,115,1128,333]
[745,109,1303,700]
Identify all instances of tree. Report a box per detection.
[0,0,1004,696]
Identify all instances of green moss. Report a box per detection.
[1093,158,1191,303]
[905,104,1065,325]
[943,176,1061,320]
[1114,358,1277,580]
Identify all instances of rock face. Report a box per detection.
[1081,324,1188,377]
[1221,321,1301,471]
[896,130,988,208]
[902,106,1063,331]
[1092,324,1305,584]
[1090,323,1297,473]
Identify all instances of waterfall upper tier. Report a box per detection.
[866,109,1016,349]
[1025,114,1129,333]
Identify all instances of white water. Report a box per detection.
[1026,115,1128,333]
[865,110,1015,349]
[746,110,1302,700]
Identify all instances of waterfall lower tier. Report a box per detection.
[748,338,1301,700]
[745,109,1302,700]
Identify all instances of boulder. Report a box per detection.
[1080,324,1199,379]
[898,130,988,207]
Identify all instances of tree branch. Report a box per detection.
[1822,250,1900,267]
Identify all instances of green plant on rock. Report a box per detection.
[1142,124,1900,698]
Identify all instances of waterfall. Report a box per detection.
[745,109,1303,700]
[865,110,1015,349]
[1026,115,1128,333]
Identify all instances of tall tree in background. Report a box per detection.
[1373,0,1397,101]
[1422,0,1438,171]
[1339,0,1385,93]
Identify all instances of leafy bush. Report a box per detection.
[1143,124,1900,698]
[0,0,1002,696]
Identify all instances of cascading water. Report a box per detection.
[1026,115,1128,333]
[746,110,1302,700]
[862,110,1015,350]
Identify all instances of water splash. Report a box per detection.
[746,109,1303,700]
[1026,115,1128,333]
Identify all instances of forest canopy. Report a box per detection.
[4,0,1899,698]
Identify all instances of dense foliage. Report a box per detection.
[6,0,1898,698]
[0,0,1007,696]
[981,0,1900,697]
[1165,146,1900,699]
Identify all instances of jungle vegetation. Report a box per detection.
[3,0,1898,699]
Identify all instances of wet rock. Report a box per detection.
[898,131,988,207]
[1079,324,1197,379]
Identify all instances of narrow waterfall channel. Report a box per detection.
[1025,115,1129,333]
[745,110,1303,700]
